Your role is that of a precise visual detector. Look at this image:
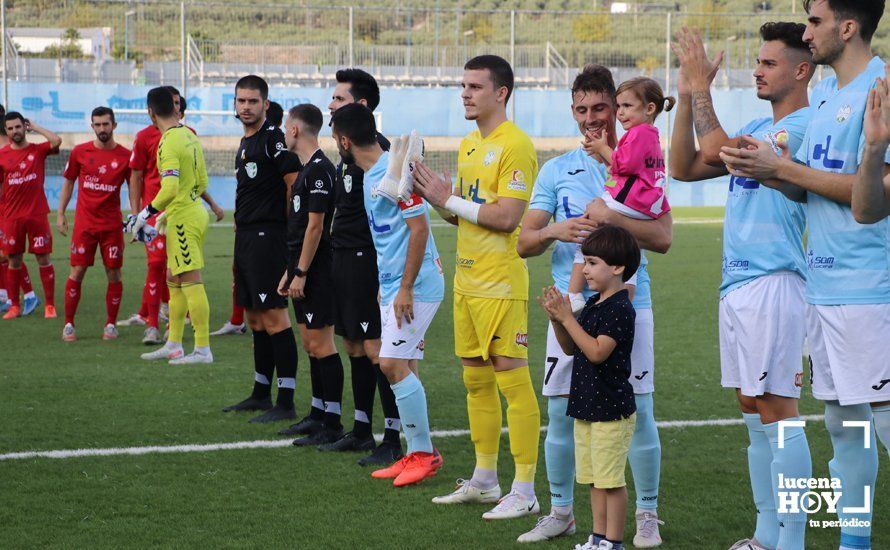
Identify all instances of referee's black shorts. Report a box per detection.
[234,226,288,311]
[333,247,381,340]
[289,251,336,329]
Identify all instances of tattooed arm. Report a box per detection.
[692,89,737,167]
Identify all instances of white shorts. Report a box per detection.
[807,303,890,406]
[379,301,440,360]
[542,308,654,396]
[719,272,806,398]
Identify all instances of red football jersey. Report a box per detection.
[129,125,162,206]
[0,141,58,221]
[64,141,131,231]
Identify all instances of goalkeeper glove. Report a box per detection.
[376,135,407,203]
[398,130,424,201]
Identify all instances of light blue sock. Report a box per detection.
[545,396,575,509]
[628,393,660,511]
[825,401,877,550]
[872,404,890,458]
[763,417,811,550]
[391,373,433,454]
[743,413,779,549]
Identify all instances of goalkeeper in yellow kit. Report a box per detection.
[131,87,212,364]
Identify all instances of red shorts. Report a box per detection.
[1,214,53,255]
[70,226,125,269]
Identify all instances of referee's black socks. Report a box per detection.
[375,363,402,445]
[308,357,325,421]
[251,330,275,400]
[319,353,344,431]
[270,327,298,409]
[350,355,376,438]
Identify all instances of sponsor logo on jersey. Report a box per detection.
[416,339,425,351]
[515,332,528,347]
[722,256,750,272]
[360,321,369,333]
[310,179,328,194]
[568,168,585,176]
[306,313,314,323]
[507,169,527,192]
[27,154,34,162]
[764,129,789,154]
[259,293,267,302]
[245,162,257,178]
[729,175,760,192]
[807,250,835,269]
[343,174,353,193]
[812,136,844,170]
[483,150,496,166]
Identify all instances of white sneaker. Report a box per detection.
[516,509,576,542]
[633,510,664,548]
[574,535,597,550]
[102,324,119,340]
[210,321,247,336]
[141,342,183,361]
[596,541,616,550]
[119,313,147,327]
[728,539,770,550]
[169,349,213,365]
[431,479,501,505]
[482,491,540,520]
[61,322,76,342]
[142,326,163,345]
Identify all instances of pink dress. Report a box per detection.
[605,123,670,219]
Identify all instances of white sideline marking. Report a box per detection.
[210,218,724,230]
[0,414,824,461]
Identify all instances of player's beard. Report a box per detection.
[96,132,111,143]
[811,30,844,66]
[338,147,355,165]
[10,132,24,144]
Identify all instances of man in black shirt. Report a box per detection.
[316,68,402,465]
[277,103,345,446]
[222,75,302,423]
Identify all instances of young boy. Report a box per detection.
[537,224,640,550]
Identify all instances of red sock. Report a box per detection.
[20,263,33,294]
[230,277,244,325]
[106,281,123,325]
[0,259,7,296]
[138,271,150,318]
[146,262,165,329]
[6,266,21,307]
[39,264,55,306]
[65,278,82,325]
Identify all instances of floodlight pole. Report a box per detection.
[2,0,7,108]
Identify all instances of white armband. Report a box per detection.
[445,195,481,224]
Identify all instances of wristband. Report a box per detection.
[146,203,159,216]
[445,195,481,224]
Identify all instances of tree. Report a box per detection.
[572,14,611,43]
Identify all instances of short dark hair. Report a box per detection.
[288,103,323,136]
[804,0,885,42]
[760,22,810,54]
[179,96,187,114]
[580,225,641,283]
[235,75,269,100]
[91,106,115,123]
[330,103,377,147]
[267,101,284,128]
[464,54,515,104]
[164,85,181,99]
[147,87,176,118]
[4,111,25,125]
[335,68,381,112]
[572,64,617,101]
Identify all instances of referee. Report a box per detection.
[322,68,402,465]
[222,75,302,423]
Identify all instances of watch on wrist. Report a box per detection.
[293,267,307,278]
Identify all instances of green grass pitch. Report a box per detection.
[0,207,886,548]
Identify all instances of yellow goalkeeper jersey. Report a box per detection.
[151,125,208,218]
[455,120,537,300]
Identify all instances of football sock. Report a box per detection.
[592,533,605,545]
[6,266,21,307]
[105,281,123,325]
[38,264,55,306]
[320,352,344,430]
[545,396,575,508]
[605,539,623,550]
[463,365,501,478]
[251,330,274,400]
[145,262,165,328]
[495,366,540,484]
[349,355,376,438]
[180,282,210,347]
[375,363,401,444]
[872,404,890,458]
[743,413,779,550]
[270,327,298,408]
[629,393,661,511]
[825,401,877,549]
[391,372,433,454]
[64,278,82,325]
[231,304,244,326]
[166,281,186,345]
[0,259,7,299]
[764,417,811,550]
[20,263,33,295]
[308,356,325,421]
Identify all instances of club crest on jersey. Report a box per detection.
[483,150,496,166]
[245,162,257,178]
[292,195,301,213]
[836,105,852,123]
[343,175,353,193]
[111,161,119,169]
[27,154,34,162]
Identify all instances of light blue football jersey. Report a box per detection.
[794,56,890,305]
[529,147,652,309]
[722,110,809,297]
[363,152,445,305]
